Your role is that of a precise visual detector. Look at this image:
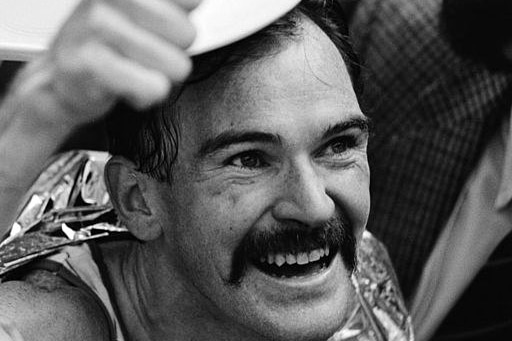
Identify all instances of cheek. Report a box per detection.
[199,182,271,243]
[174,180,273,277]
[329,162,370,233]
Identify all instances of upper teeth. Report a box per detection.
[259,247,330,267]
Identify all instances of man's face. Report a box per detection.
[148,18,370,341]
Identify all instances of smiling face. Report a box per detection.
[146,18,370,341]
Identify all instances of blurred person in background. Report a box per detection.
[340,0,512,339]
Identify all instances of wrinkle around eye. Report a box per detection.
[317,137,355,159]
[191,150,278,183]
[316,147,368,169]
[225,151,271,169]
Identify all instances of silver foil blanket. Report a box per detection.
[0,150,127,277]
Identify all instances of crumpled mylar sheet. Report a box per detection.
[328,233,414,341]
[0,150,127,278]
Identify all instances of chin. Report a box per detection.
[269,295,355,341]
[231,253,357,341]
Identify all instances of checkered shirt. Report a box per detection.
[349,0,512,298]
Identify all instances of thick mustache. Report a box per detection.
[245,219,345,258]
[228,214,356,285]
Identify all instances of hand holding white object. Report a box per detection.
[12,0,200,126]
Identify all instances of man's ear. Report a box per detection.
[104,156,162,241]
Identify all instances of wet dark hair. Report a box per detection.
[107,0,362,183]
[441,0,512,70]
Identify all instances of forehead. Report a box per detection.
[177,18,361,139]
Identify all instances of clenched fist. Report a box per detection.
[13,0,200,126]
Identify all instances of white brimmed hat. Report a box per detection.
[0,0,301,61]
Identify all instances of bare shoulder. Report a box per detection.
[0,269,110,341]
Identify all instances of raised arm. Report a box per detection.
[0,0,199,236]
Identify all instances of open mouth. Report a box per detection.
[251,246,337,278]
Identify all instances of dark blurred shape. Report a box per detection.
[62,120,108,152]
[337,0,359,18]
[434,233,512,341]
[441,0,512,71]
[0,61,23,97]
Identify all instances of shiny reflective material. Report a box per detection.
[0,151,126,276]
[328,234,413,341]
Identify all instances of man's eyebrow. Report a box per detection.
[322,116,371,140]
[198,131,281,157]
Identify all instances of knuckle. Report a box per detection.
[88,2,102,24]
[87,2,113,37]
[87,9,104,36]
[54,49,84,81]
[172,54,192,80]
[54,43,105,97]
[159,4,197,48]
[179,21,197,48]
[156,77,172,99]
[146,73,170,101]
[62,43,96,77]
[182,56,193,78]
[130,77,170,109]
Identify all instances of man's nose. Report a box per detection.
[272,159,335,227]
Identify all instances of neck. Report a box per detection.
[102,239,267,341]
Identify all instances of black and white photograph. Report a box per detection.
[0,0,510,340]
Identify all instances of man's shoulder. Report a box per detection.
[0,269,110,341]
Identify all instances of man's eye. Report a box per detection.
[323,136,357,156]
[330,139,350,153]
[228,151,269,169]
